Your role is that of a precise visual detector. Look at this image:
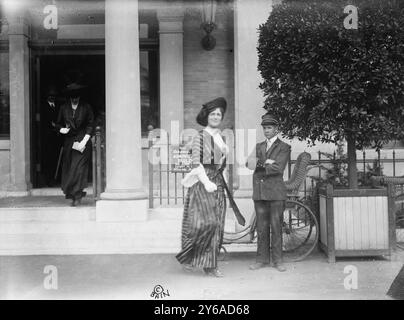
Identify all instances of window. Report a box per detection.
[0,50,9,138]
[140,49,159,134]
[139,11,159,136]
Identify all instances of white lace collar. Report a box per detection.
[204,126,220,137]
[204,126,229,154]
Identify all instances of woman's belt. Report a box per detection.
[212,165,245,226]
[203,164,218,170]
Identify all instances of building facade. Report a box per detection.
[1,0,400,221]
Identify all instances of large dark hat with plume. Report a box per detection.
[196,97,227,126]
[63,82,87,97]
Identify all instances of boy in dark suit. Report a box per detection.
[246,113,291,272]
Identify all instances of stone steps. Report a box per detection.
[30,188,94,196]
[0,207,96,222]
[0,231,182,255]
[0,217,182,255]
[0,199,244,255]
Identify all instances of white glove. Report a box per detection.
[77,134,90,152]
[76,141,86,153]
[60,127,70,134]
[265,159,275,165]
[193,164,217,192]
[80,134,90,145]
[204,180,217,193]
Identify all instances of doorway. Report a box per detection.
[32,54,105,188]
[31,47,159,189]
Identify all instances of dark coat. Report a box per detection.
[40,100,63,184]
[55,101,94,199]
[41,100,61,136]
[246,138,291,201]
[55,101,94,140]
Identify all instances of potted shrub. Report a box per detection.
[257,0,404,262]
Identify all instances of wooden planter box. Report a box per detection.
[318,184,396,263]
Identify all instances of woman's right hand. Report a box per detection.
[59,127,70,134]
[204,181,217,193]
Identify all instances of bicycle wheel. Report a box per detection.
[219,212,256,261]
[281,200,319,261]
[220,200,319,262]
[222,211,256,243]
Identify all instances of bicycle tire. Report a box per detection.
[221,199,319,262]
[281,200,319,261]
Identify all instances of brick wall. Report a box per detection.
[183,2,234,131]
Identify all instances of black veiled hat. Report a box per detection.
[196,97,227,126]
[261,113,279,126]
[63,83,87,97]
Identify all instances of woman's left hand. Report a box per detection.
[77,134,90,152]
[77,140,86,152]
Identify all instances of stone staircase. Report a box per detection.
[0,195,249,256]
[0,195,180,255]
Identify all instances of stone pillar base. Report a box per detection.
[96,190,148,222]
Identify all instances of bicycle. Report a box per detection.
[220,152,319,262]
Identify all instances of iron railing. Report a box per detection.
[289,149,404,200]
[92,129,404,208]
[148,142,404,208]
[147,135,234,208]
[92,126,105,200]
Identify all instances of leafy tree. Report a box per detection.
[258,0,404,188]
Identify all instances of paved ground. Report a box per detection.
[0,250,403,300]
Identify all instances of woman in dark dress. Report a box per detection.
[176,97,229,277]
[56,83,94,206]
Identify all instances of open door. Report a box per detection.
[31,53,105,188]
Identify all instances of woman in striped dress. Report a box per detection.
[176,97,229,277]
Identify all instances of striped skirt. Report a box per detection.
[176,167,226,269]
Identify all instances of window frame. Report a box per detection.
[0,40,10,139]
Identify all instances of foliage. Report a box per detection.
[309,142,348,187]
[358,159,383,186]
[309,142,383,188]
[257,0,404,150]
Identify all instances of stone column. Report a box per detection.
[157,7,184,141]
[7,9,31,195]
[233,0,274,218]
[96,0,148,221]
